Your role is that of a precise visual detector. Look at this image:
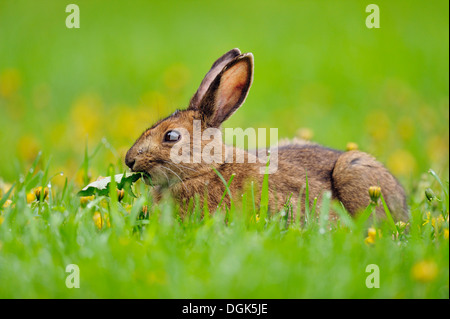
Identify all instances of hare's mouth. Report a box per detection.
[130,166,152,185]
[135,159,188,187]
[139,164,169,187]
[131,160,163,183]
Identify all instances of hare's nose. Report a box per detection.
[125,154,136,170]
[126,160,136,169]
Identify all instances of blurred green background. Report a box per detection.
[0,0,448,189]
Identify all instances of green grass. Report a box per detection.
[0,0,448,298]
[0,155,448,298]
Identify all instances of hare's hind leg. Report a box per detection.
[331,151,408,220]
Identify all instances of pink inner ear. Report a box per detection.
[194,66,226,107]
[216,62,249,118]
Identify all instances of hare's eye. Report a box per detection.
[164,130,181,142]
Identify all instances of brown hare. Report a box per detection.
[125,48,408,221]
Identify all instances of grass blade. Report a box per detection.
[259,157,270,223]
[380,193,398,233]
[213,168,235,209]
[0,183,15,209]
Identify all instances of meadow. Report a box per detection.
[0,0,448,298]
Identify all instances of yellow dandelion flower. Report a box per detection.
[396,221,407,229]
[297,128,314,141]
[0,182,13,198]
[117,189,125,202]
[444,229,449,240]
[2,199,12,208]
[365,227,379,245]
[411,260,438,283]
[422,212,431,226]
[26,193,36,203]
[80,195,95,206]
[34,186,49,201]
[142,205,148,218]
[387,149,416,177]
[368,227,377,239]
[368,186,381,204]
[423,213,446,233]
[93,211,111,230]
[364,236,375,245]
[431,215,445,229]
[93,212,103,229]
[346,142,358,151]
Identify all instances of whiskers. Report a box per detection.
[155,166,170,185]
[151,160,200,194]
[159,165,188,193]
[162,160,197,173]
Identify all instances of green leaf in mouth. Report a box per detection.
[77,173,143,197]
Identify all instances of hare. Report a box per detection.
[125,48,408,221]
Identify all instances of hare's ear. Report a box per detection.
[189,48,241,109]
[193,53,253,127]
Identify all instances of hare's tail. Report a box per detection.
[331,150,408,221]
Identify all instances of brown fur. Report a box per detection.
[125,49,408,221]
